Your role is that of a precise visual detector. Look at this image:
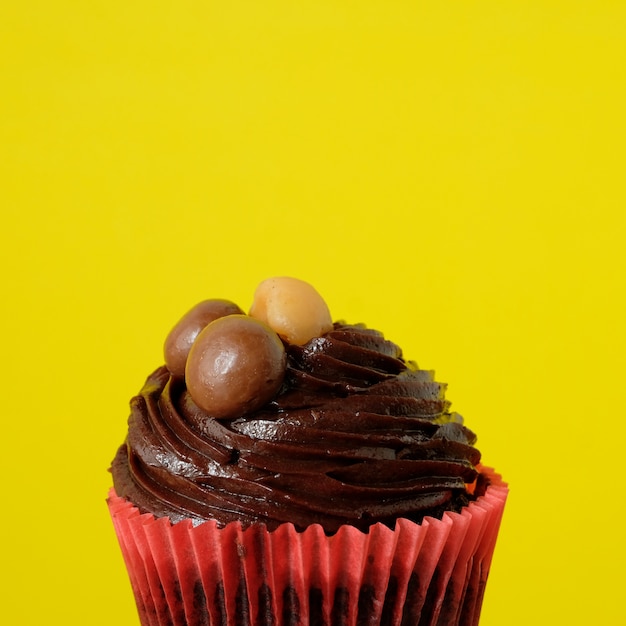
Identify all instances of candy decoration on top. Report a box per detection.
[249,276,333,345]
[185,315,287,419]
[163,299,244,378]
[162,277,332,418]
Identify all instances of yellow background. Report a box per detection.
[2,1,625,624]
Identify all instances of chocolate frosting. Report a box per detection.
[111,323,482,533]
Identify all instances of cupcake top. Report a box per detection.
[110,278,483,533]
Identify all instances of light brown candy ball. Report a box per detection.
[249,277,333,345]
[164,299,244,378]
[185,315,286,419]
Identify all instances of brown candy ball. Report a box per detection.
[164,299,244,378]
[185,315,287,419]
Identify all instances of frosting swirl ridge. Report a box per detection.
[111,323,482,533]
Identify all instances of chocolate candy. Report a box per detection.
[249,276,333,345]
[164,299,244,378]
[185,315,287,419]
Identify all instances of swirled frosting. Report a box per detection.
[111,323,483,533]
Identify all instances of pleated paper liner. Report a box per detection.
[108,466,507,626]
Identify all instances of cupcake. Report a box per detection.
[108,277,507,626]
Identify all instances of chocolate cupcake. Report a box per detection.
[108,277,507,626]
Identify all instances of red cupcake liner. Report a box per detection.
[108,467,507,626]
